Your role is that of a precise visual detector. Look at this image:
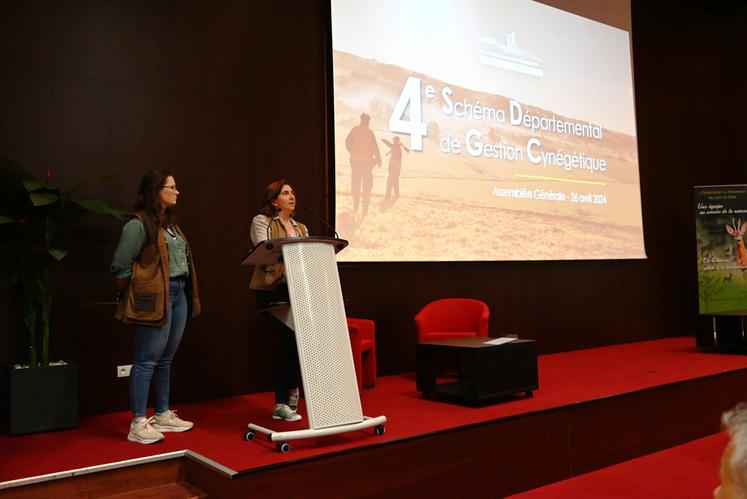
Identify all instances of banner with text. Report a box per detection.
[694,185,747,315]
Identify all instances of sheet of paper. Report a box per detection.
[484,337,517,346]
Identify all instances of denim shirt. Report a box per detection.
[111,218,190,279]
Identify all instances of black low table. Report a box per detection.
[416,337,538,404]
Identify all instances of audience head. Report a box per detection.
[716,403,747,499]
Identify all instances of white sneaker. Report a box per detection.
[150,410,194,433]
[272,404,302,422]
[128,417,165,444]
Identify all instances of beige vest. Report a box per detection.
[249,216,309,291]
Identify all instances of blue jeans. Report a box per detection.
[130,278,188,418]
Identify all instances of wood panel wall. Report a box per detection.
[0,0,745,416]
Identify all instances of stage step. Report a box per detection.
[101,480,206,498]
[0,459,203,499]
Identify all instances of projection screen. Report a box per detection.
[330,0,645,262]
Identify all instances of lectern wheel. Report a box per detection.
[374,425,385,436]
[244,431,255,441]
[277,442,291,453]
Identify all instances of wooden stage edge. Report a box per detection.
[3,368,746,498]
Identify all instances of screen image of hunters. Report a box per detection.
[330,0,645,262]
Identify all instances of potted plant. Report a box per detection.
[0,155,125,434]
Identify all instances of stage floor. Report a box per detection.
[2,336,747,488]
[509,431,728,498]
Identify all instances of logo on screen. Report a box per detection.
[479,32,543,78]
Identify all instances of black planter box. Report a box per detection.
[3,362,78,435]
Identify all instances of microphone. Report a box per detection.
[302,205,339,239]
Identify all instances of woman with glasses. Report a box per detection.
[111,169,201,444]
[249,179,309,422]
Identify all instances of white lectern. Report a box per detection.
[241,237,386,453]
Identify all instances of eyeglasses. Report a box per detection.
[162,185,177,191]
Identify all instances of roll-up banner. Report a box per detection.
[694,185,747,315]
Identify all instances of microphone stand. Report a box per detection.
[301,205,340,239]
[266,211,279,241]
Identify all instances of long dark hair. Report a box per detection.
[259,179,295,217]
[133,169,177,243]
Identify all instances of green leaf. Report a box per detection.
[29,192,59,207]
[0,155,36,183]
[73,199,127,220]
[47,248,68,261]
[61,175,117,204]
[23,180,45,192]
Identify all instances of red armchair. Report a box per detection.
[414,298,489,343]
[347,317,377,390]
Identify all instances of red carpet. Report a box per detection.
[1,337,746,484]
[508,432,728,498]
